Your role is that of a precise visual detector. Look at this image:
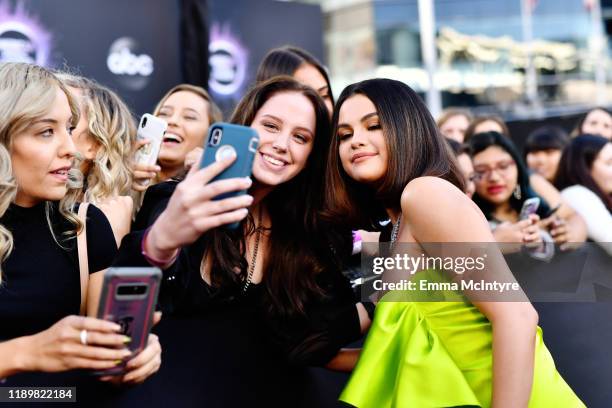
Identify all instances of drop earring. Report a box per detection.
[513,185,522,200]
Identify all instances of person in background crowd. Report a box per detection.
[0,63,160,389]
[256,45,334,116]
[571,107,612,140]
[58,73,136,245]
[469,132,553,245]
[471,131,586,249]
[132,84,222,191]
[555,135,612,255]
[467,117,588,242]
[446,138,476,197]
[464,115,510,141]
[325,78,582,407]
[437,108,473,143]
[113,77,369,406]
[524,125,570,183]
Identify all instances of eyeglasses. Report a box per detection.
[473,160,516,181]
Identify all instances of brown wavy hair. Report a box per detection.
[324,78,465,230]
[201,76,345,317]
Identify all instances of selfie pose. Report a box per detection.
[0,63,160,390]
[115,77,368,406]
[325,79,582,407]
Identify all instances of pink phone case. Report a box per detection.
[94,267,161,375]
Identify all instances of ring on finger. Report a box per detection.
[80,329,88,346]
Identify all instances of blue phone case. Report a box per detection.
[199,122,259,229]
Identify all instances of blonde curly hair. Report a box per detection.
[0,63,83,250]
[56,73,136,205]
[0,144,16,283]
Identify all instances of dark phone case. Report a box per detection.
[199,122,259,229]
[94,267,161,376]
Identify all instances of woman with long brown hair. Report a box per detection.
[325,78,582,407]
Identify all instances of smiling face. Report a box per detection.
[336,94,388,185]
[472,145,518,205]
[591,143,612,195]
[10,87,76,207]
[293,63,333,116]
[582,109,612,139]
[156,90,210,175]
[250,91,316,187]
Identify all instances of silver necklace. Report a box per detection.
[242,207,263,293]
[390,213,402,246]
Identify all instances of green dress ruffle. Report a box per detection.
[340,276,584,407]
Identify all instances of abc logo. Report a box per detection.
[107,37,154,90]
[107,47,153,76]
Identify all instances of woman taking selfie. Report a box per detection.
[325,78,582,407]
[131,84,222,191]
[115,77,368,406]
[0,63,160,391]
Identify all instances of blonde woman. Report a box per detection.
[0,145,16,285]
[132,84,222,190]
[0,63,160,392]
[57,74,135,246]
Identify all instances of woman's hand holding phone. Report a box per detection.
[17,316,130,373]
[145,152,253,259]
[99,312,162,385]
[131,139,161,192]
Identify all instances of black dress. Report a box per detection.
[0,202,116,403]
[106,181,362,407]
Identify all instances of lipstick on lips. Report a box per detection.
[486,185,506,195]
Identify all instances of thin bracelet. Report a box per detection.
[141,227,178,268]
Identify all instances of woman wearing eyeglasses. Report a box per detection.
[469,131,586,247]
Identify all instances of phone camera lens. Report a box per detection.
[209,128,222,146]
[141,117,148,128]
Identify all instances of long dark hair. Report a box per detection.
[469,131,550,219]
[255,45,335,105]
[555,134,612,212]
[203,76,345,317]
[324,78,465,230]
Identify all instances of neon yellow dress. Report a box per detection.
[340,275,584,407]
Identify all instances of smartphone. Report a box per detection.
[134,114,168,167]
[95,267,161,375]
[519,197,540,221]
[199,123,259,228]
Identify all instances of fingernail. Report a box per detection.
[155,166,161,171]
[114,360,123,366]
[123,336,132,344]
[111,323,122,331]
[244,176,252,185]
[246,195,254,203]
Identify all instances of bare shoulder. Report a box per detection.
[400,176,467,216]
[400,176,492,242]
